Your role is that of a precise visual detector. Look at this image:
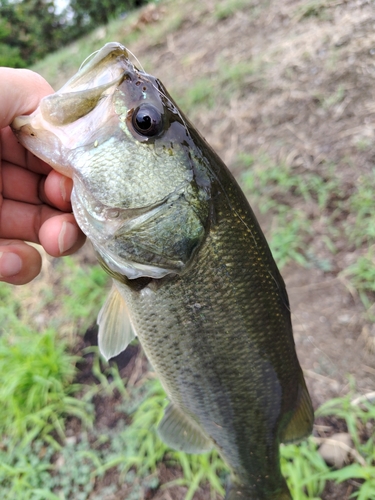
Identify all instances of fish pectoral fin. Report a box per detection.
[97,282,136,361]
[281,371,314,444]
[158,403,213,454]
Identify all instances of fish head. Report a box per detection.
[12,43,211,279]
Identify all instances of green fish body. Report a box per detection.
[12,43,313,500]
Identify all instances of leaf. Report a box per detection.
[328,463,374,482]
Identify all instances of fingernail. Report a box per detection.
[0,252,22,278]
[60,176,68,202]
[58,221,78,254]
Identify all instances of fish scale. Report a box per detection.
[12,42,314,500]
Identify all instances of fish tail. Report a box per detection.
[225,480,292,500]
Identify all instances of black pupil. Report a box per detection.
[132,105,162,137]
[136,112,152,130]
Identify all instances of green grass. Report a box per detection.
[341,249,375,310]
[214,0,267,21]
[174,58,265,116]
[294,0,333,21]
[347,171,375,247]
[60,257,109,332]
[335,171,375,313]
[239,153,341,269]
[0,293,93,446]
[94,376,227,499]
[281,439,329,500]
[214,0,251,20]
[281,382,375,500]
[316,385,375,500]
[0,439,57,500]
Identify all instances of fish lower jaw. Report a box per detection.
[12,112,75,177]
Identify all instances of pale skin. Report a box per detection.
[0,68,85,285]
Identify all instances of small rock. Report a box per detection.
[318,432,352,468]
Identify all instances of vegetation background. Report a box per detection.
[1,0,375,498]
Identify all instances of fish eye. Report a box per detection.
[132,104,163,137]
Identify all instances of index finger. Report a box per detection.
[0,68,53,129]
[1,126,52,174]
[0,68,54,173]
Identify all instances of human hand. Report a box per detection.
[0,67,86,285]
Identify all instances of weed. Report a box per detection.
[61,257,109,332]
[179,76,216,111]
[346,172,375,247]
[316,387,375,499]
[214,0,262,20]
[0,438,57,500]
[50,436,98,500]
[281,439,329,499]
[268,208,309,268]
[314,85,346,109]
[145,7,186,45]
[317,383,375,451]
[239,154,341,268]
[0,323,93,445]
[328,464,375,500]
[240,154,338,211]
[95,378,169,477]
[95,377,228,498]
[217,58,265,101]
[167,451,227,500]
[294,0,332,21]
[355,137,372,152]
[341,249,375,310]
[174,55,266,116]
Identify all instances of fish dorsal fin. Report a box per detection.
[281,371,314,444]
[97,282,136,360]
[158,403,213,454]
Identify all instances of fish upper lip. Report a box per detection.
[12,43,131,135]
[60,42,130,92]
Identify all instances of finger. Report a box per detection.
[0,240,42,285]
[43,170,73,211]
[39,214,86,257]
[0,68,53,129]
[1,126,52,174]
[0,200,85,254]
[2,163,73,211]
[0,68,54,174]
[2,161,44,205]
[0,199,60,243]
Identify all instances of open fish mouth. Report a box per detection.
[11,43,133,176]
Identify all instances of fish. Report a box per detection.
[12,42,314,500]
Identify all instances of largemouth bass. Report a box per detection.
[12,43,313,500]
